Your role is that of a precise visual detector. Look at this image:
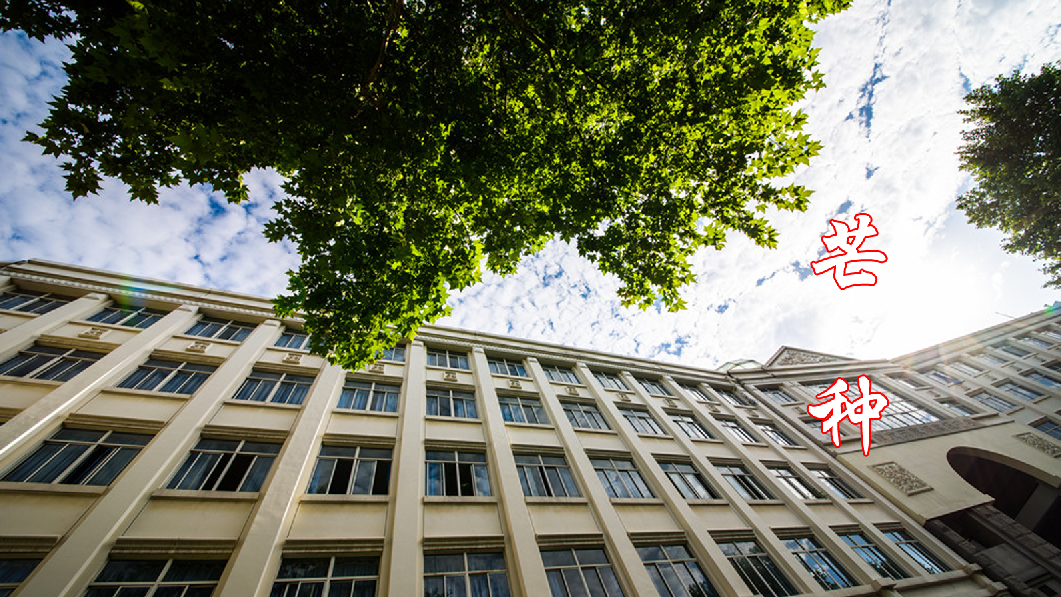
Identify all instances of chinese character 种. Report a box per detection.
[807,375,889,456]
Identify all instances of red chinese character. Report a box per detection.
[810,213,888,289]
[807,375,889,456]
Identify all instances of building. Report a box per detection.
[0,258,1058,597]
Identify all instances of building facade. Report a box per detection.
[0,259,1057,597]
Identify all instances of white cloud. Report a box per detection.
[1,0,1059,368]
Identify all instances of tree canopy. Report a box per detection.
[958,62,1061,286]
[2,0,850,367]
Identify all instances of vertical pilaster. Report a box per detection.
[217,364,345,597]
[470,347,552,597]
[14,318,283,597]
[0,291,110,356]
[383,340,427,597]
[528,358,659,597]
[0,304,200,465]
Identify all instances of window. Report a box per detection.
[638,544,720,597]
[638,378,672,396]
[592,458,654,499]
[620,408,666,435]
[184,316,255,342]
[499,395,548,425]
[924,369,962,385]
[378,344,406,362]
[88,305,166,328]
[542,548,624,597]
[838,533,908,580]
[783,536,855,590]
[272,556,379,597]
[1017,335,1052,349]
[716,388,753,407]
[84,559,226,596]
[769,467,825,500]
[808,469,863,499]
[0,289,70,314]
[563,402,610,430]
[0,344,104,381]
[883,530,950,574]
[757,423,797,447]
[716,464,773,500]
[660,462,719,500]
[718,540,796,597]
[515,454,580,497]
[1025,371,1060,387]
[718,420,758,443]
[167,438,280,492]
[424,552,510,597]
[117,359,216,395]
[943,401,978,417]
[671,413,713,439]
[999,381,1042,401]
[594,371,628,391]
[1034,419,1061,439]
[877,396,940,430]
[969,391,1017,412]
[426,388,478,419]
[948,361,983,377]
[232,370,316,405]
[886,374,925,389]
[0,558,40,597]
[975,351,1009,366]
[426,451,491,497]
[682,385,714,403]
[488,358,528,378]
[426,349,470,370]
[2,428,151,486]
[762,389,797,404]
[275,329,309,350]
[308,445,391,495]
[1039,327,1061,342]
[338,380,400,413]
[543,365,581,384]
[996,343,1031,358]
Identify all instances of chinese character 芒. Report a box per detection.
[807,375,889,456]
[810,213,888,289]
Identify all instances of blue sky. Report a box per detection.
[2,0,1060,368]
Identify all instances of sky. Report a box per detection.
[1,0,1060,369]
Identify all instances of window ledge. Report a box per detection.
[779,444,808,450]
[846,498,875,505]
[686,499,729,505]
[525,496,588,505]
[425,415,481,424]
[151,488,260,501]
[0,376,61,387]
[0,481,105,496]
[301,494,390,503]
[72,319,148,332]
[102,386,191,400]
[426,366,472,373]
[610,498,664,505]
[572,428,618,435]
[689,437,723,444]
[173,334,243,346]
[490,373,531,381]
[504,422,554,430]
[332,409,399,419]
[637,433,673,439]
[423,496,498,504]
[548,381,585,388]
[747,499,786,506]
[223,399,303,410]
[804,498,832,505]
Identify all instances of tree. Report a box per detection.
[958,62,1061,286]
[1,0,850,367]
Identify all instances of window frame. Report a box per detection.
[184,316,255,342]
[670,413,713,440]
[307,445,392,495]
[1,427,151,486]
[716,464,774,500]
[637,378,673,396]
[84,558,227,596]
[426,387,478,419]
[0,344,105,382]
[116,359,216,395]
[0,558,41,596]
[426,348,471,370]
[514,454,580,498]
[275,329,310,350]
[718,540,797,597]
[718,419,759,444]
[637,543,720,597]
[969,391,1017,412]
[499,394,549,425]
[783,536,856,591]
[0,289,71,314]
[271,555,380,597]
[682,384,715,403]
[998,381,1043,401]
[592,457,655,499]
[487,357,528,378]
[715,388,754,407]
[659,462,719,500]
[424,551,511,597]
[1033,418,1061,439]
[769,466,826,500]
[543,365,581,385]
[87,305,167,328]
[808,468,863,500]
[756,423,797,447]
[425,450,492,497]
[619,407,667,436]
[166,438,281,492]
[883,530,950,574]
[337,379,401,413]
[562,401,611,431]
[838,533,909,580]
[541,547,625,597]
[593,371,629,391]
[762,388,798,404]
[232,369,316,405]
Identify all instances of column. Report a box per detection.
[384,340,428,597]
[528,358,659,597]
[0,304,200,465]
[15,319,283,597]
[470,347,552,597]
[216,364,345,597]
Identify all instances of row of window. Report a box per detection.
[0,528,950,597]
[3,531,952,597]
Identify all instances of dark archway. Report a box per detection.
[947,448,1061,548]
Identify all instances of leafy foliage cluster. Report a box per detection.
[958,62,1061,286]
[2,0,849,367]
